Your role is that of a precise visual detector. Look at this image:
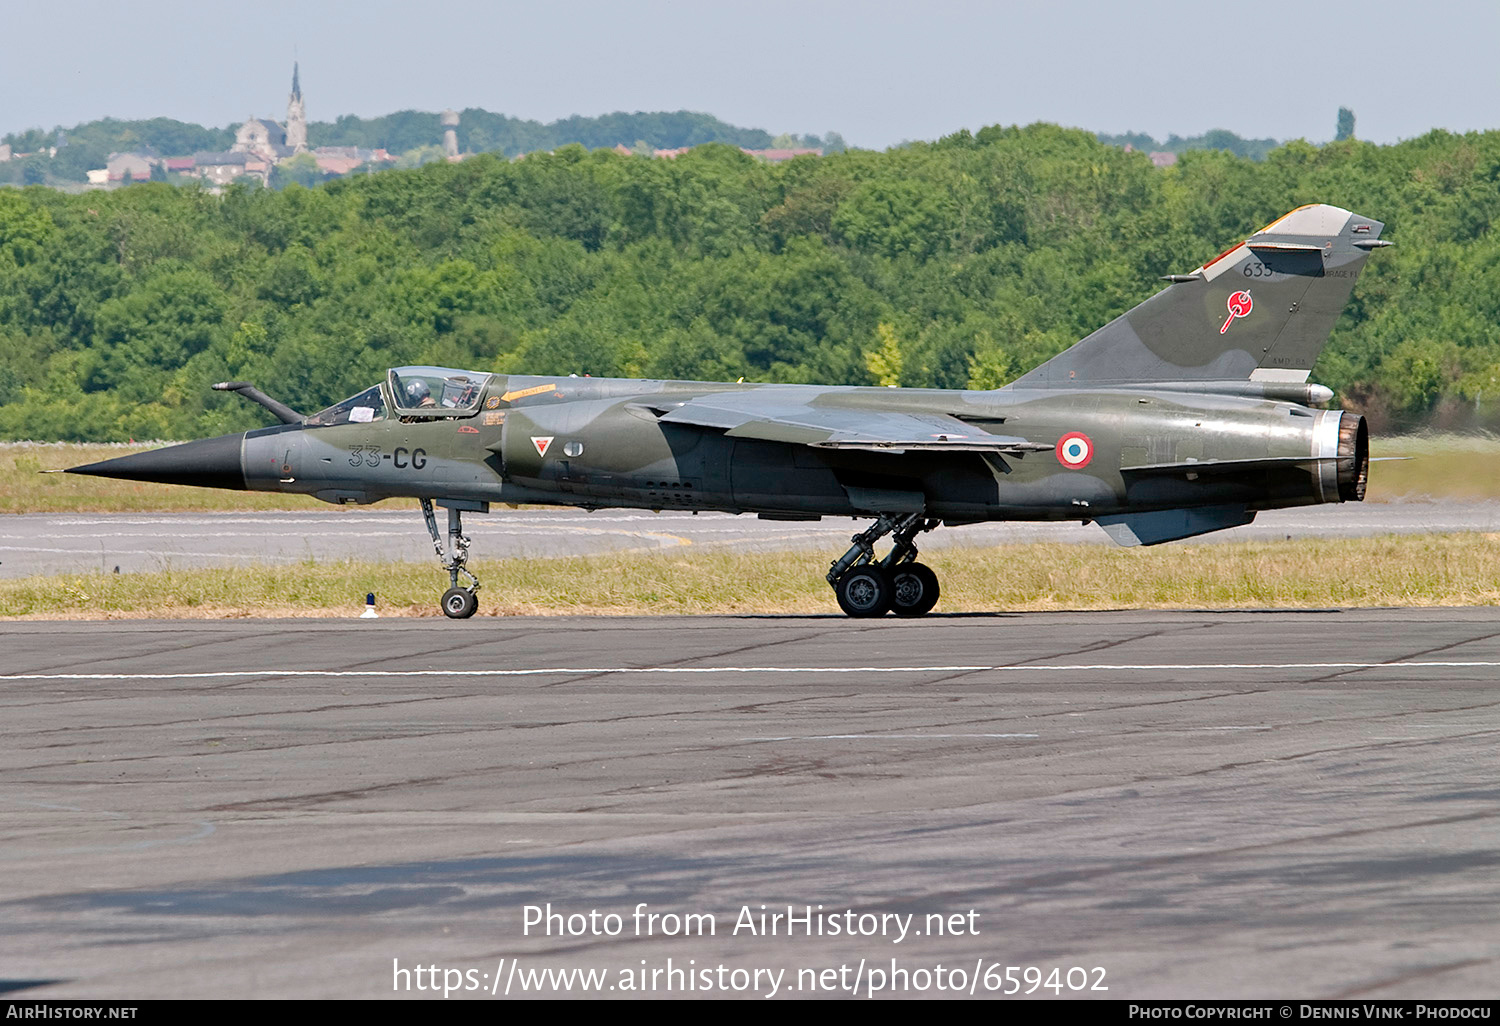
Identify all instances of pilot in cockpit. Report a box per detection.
[404,379,438,408]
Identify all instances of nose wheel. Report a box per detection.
[441,587,479,619]
[422,498,481,619]
[826,513,941,618]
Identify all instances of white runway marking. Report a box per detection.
[4,660,1499,682]
[0,820,216,861]
[0,533,414,541]
[0,798,124,816]
[43,513,797,527]
[743,733,1040,741]
[0,545,313,560]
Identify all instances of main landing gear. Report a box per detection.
[422,498,480,618]
[826,513,941,619]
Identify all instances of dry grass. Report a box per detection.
[3,533,1497,619]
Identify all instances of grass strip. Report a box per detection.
[3,533,1497,619]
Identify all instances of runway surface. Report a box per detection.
[3,500,1498,578]
[3,610,1500,999]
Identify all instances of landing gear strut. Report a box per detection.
[422,498,480,618]
[826,513,941,618]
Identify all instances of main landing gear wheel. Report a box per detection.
[441,587,479,619]
[826,513,943,618]
[834,565,894,618]
[890,562,940,617]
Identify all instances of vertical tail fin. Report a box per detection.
[1008,204,1387,388]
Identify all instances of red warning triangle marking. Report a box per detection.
[531,436,554,457]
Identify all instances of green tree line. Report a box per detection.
[1,122,1498,441]
[312,108,836,157]
[1096,128,1281,161]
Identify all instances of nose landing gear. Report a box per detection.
[826,513,941,618]
[421,498,481,618]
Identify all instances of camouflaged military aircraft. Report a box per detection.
[68,203,1389,619]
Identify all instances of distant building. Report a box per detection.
[161,65,435,188]
[286,63,308,153]
[310,146,394,176]
[313,153,361,176]
[195,151,271,186]
[1149,151,1178,168]
[441,109,460,160]
[233,118,292,162]
[106,151,156,182]
[229,65,305,164]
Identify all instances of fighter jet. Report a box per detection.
[68,204,1389,618]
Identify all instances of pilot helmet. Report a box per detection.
[403,378,431,406]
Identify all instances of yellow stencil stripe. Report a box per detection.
[501,383,558,402]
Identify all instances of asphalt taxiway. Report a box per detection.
[3,500,1498,578]
[3,610,1499,998]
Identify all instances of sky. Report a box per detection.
[3,0,1496,148]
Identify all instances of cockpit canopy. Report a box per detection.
[307,367,492,426]
[388,367,491,416]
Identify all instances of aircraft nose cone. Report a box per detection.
[66,433,248,491]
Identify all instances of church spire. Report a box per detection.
[286,62,307,153]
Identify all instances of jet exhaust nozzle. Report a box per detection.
[1337,414,1368,502]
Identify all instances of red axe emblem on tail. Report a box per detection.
[1220,290,1253,334]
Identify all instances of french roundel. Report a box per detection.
[1056,431,1094,469]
